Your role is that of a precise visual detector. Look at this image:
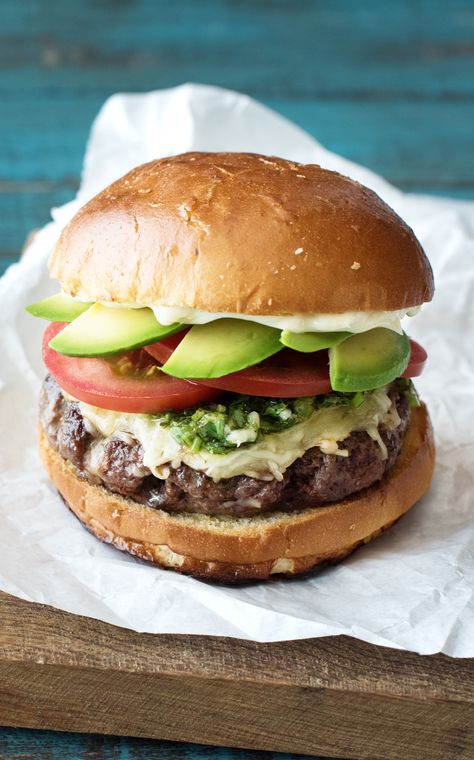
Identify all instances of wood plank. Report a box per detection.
[0,591,473,760]
[0,728,282,760]
[2,0,474,98]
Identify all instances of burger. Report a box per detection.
[27,152,435,582]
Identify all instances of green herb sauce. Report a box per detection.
[153,380,416,456]
[157,391,366,455]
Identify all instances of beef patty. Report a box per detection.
[39,375,410,517]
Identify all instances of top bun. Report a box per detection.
[50,152,434,315]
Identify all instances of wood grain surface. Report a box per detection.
[1,1,474,759]
[0,729,297,760]
[1,590,473,759]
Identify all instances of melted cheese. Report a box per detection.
[75,388,398,482]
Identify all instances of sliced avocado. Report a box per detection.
[161,318,282,379]
[329,328,410,392]
[49,303,183,357]
[280,329,351,353]
[26,294,93,322]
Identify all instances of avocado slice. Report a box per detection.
[161,318,282,379]
[280,329,351,353]
[49,303,183,357]
[329,328,410,392]
[26,294,93,322]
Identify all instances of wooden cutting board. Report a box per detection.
[0,590,472,760]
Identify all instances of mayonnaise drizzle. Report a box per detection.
[62,292,420,334]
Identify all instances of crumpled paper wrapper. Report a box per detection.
[1,84,473,656]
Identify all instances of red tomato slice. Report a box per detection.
[43,323,222,413]
[402,339,427,378]
[146,330,190,364]
[146,332,331,397]
[192,350,331,397]
[146,332,427,398]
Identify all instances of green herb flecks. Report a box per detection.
[156,392,359,455]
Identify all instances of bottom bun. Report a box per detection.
[39,404,435,583]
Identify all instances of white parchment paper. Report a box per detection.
[1,84,473,656]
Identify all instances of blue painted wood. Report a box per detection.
[3,0,474,96]
[0,0,472,755]
[0,727,323,759]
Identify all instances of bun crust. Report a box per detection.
[50,153,434,315]
[39,404,435,582]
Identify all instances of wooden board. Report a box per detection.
[1,590,473,760]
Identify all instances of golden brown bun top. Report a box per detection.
[50,152,434,314]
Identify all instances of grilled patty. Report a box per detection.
[39,375,410,517]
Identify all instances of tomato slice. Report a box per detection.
[146,330,190,364]
[146,332,427,398]
[146,332,331,397]
[43,323,222,413]
[193,350,331,397]
[402,339,427,378]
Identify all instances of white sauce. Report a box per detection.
[148,305,420,334]
[62,291,420,334]
[75,387,398,482]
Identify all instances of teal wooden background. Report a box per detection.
[0,728,312,759]
[1,0,473,757]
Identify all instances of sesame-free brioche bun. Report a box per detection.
[39,404,434,583]
[50,152,434,315]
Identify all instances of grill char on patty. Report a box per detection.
[39,375,410,517]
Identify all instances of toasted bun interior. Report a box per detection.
[50,153,434,315]
[39,404,435,582]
